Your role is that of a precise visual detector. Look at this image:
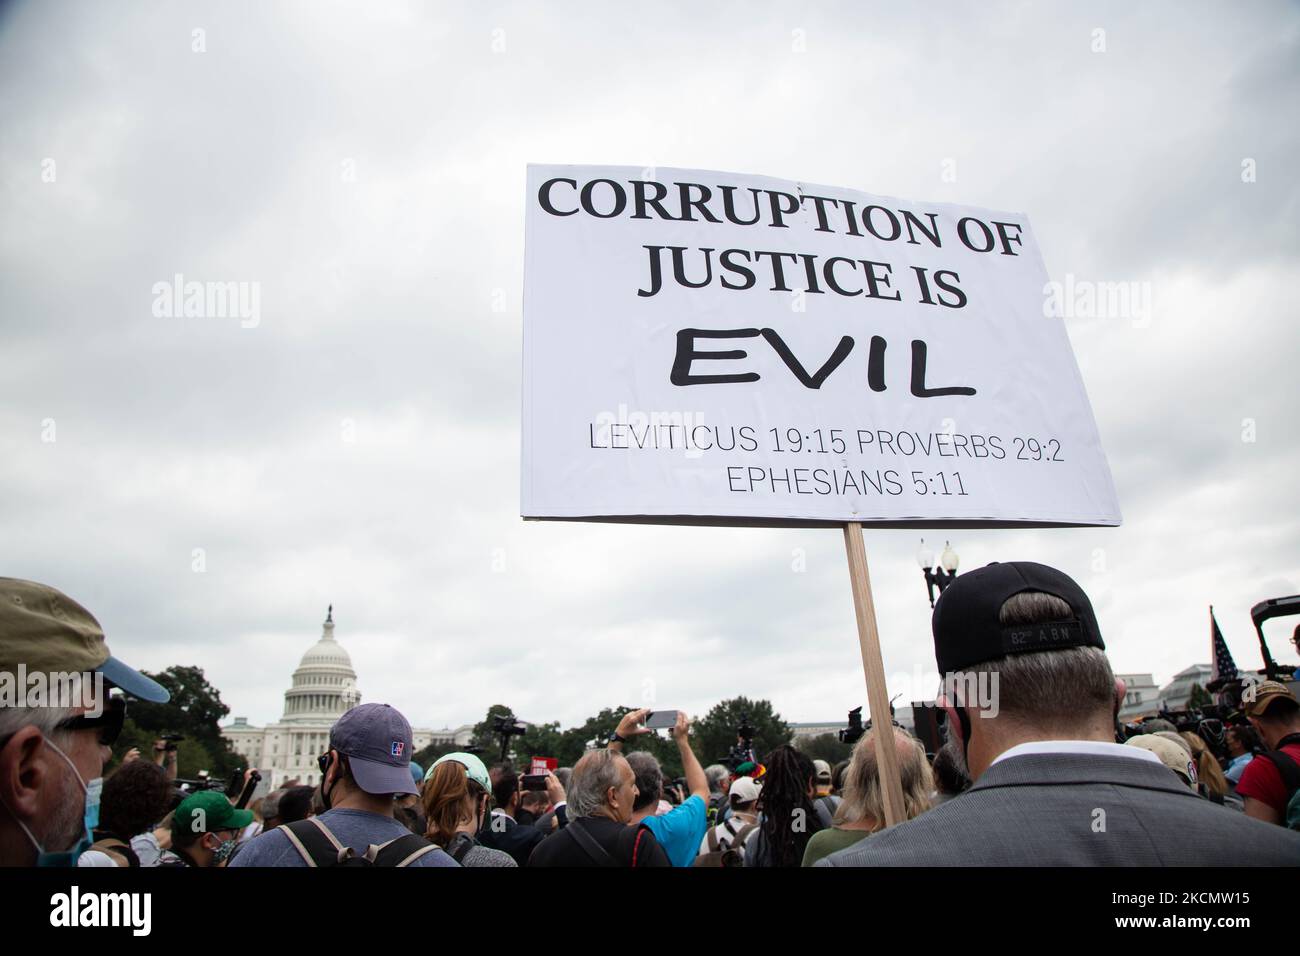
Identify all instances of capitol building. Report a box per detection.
[222,608,472,789]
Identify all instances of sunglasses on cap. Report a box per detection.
[55,693,126,746]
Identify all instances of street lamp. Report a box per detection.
[918,538,960,608]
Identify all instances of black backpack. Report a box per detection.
[280,817,439,867]
[1257,734,1300,829]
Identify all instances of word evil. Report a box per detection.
[49,887,151,936]
[671,328,975,397]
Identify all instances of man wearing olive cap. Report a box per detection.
[1236,680,1300,826]
[0,578,170,867]
[818,562,1300,866]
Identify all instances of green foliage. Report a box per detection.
[113,666,246,778]
[798,733,852,765]
[693,696,791,766]
[1188,683,1214,709]
[470,703,519,762]
[410,739,464,773]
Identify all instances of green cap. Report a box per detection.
[427,752,491,791]
[173,791,254,837]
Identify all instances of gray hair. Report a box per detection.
[704,764,729,792]
[836,726,932,829]
[0,703,77,744]
[566,750,624,820]
[625,750,662,811]
[946,591,1115,731]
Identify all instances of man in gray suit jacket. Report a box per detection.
[819,562,1300,867]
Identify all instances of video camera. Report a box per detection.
[838,707,865,745]
[724,713,756,768]
[492,713,527,763]
[1117,704,1236,755]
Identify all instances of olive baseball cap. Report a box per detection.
[1127,735,1197,788]
[0,578,169,702]
[329,702,419,796]
[1242,680,1299,717]
[173,790,254,836]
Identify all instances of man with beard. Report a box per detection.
[818,562,1300,866]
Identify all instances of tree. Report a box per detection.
[114,666,246,778]
[693,697,791,767]
[411,739,464,772]
[1188,683,1214,710]
[799,733,852,765]
[514,720,568,769]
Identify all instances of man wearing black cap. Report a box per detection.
[0,578,171,866]
[818,562,1300,866]
[231,703,458,866]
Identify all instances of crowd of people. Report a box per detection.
[2,564,1299,868]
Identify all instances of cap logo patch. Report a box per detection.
[1000,620,1083,654]
[391,741,404,757]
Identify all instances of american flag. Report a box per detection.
[1210,606,1238,683]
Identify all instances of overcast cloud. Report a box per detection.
[1,0,1297,733]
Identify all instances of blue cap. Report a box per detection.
[329,703,418,796]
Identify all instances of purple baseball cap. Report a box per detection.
[329,703,419,796]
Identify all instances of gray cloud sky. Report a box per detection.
[2,0,1297,733]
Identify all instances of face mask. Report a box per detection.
[209,834,238,864]
[2,736,100,866]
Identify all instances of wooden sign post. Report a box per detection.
[843,522,906,827]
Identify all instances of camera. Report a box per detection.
[838,707,865,745]
[725,713,756,768]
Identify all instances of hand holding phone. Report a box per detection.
[645,709,680,730]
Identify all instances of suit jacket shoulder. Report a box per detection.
[818,753,1300,867]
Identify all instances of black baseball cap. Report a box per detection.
[932,562,1104,674]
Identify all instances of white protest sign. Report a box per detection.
[521,164,1120,527]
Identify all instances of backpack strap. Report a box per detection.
[281,818,350,867]
[706,826,721,853]
[372,833,439,867]
[1258,749,1300,797]
[730,822,758,854]
[91,834,140,868]
[631,827,647,867]
[566,818,619,867]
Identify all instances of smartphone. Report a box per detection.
[521,773,549,791]
[645,710,679,730]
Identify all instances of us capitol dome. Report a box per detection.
[222,607,472,789]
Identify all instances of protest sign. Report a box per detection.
[521,164,1119,528]
[520,164,1122,825]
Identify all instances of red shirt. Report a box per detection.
[1236,741,1300,815]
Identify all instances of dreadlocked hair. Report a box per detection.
[756,745,819,868]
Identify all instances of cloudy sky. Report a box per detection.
[2,1,1297,735]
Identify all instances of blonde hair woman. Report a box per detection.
[801,725,933,866]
